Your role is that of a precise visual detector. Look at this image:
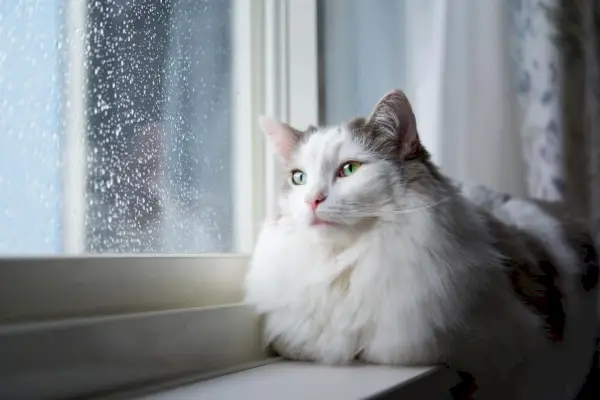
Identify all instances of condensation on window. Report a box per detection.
[0,0,233,254]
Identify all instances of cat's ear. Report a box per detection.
[366,89,421,159]
[259,116,302,161]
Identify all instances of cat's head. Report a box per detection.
[262,89,441,232]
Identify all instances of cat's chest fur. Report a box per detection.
[248,225,436,365]
[244,207,532,369]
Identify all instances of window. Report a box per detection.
[0,0,302,312]
[1,0,240,255]
[0,0,318,397]
[85,0,235,254]
[0,0,279,316]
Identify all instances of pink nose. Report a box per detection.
[306,194,326,211]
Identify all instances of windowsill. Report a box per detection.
[140,361,461,400]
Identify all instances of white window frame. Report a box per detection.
[61,0,88,254]
[0,0,319,398]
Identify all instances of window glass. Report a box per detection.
[0,0,234,254]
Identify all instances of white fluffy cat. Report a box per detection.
[244,90,598,399]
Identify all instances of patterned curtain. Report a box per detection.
[512,0,600,245]
[511,0,565,201]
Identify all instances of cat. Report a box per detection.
[244,89,599,399]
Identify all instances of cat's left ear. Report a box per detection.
[366,89,421,159]
[259,116,303,162]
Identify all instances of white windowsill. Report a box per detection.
[140,361,460,400]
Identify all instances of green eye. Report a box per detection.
[291,170,307,185]
[339,161,362,177]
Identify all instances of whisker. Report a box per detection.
[321,197,451,218]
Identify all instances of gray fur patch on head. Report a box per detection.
[347,93,430,165]
[348,118,430,163]
[346,94,445,200]
[348,114,397,160]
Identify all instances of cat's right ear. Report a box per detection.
[259,116,302,161]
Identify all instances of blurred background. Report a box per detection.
[0,0,598,255]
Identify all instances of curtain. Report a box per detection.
[320,0,528,196]
[420,0,527,197]
[511,0,565,201]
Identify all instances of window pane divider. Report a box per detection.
[61,0,88,254]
